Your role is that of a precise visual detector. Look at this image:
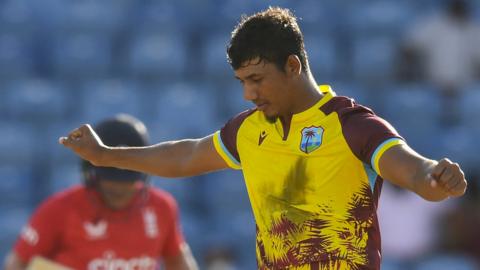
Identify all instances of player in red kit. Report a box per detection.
[4,114,198,270]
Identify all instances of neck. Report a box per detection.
[285,73,323,117]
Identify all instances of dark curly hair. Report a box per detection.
[227,7,309,73]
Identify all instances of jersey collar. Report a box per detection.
[291,85,336,123]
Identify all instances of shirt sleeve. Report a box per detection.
[332,98,405,177]
[160,193,186,258]
[14,196,64,262]
[213,109,256,170]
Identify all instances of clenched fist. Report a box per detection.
[59,124,106,166]
[428,158,467,198]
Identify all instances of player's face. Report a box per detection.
[234,58,294,119]
[97,179,140,210]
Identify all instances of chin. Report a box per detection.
[262,111,278,123]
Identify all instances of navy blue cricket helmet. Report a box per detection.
[82,114,149,186]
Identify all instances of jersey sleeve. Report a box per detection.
[160,193,186,258]
[14,196,65,262]
[324,97,405,177]
[213,109,255,170]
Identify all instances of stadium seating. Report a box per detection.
[127,33,187,79]
[0,121,36,164]
[0,165,33,206]
[80,79,145,123]
[50,33,112,79]
[414,254,478,270]
[303,35,338,81]
[0,206,32,258]
[0,34,33,79]
[3,79,69,122]
[150,81,219,139]
[351,36,397,83]
[381,84,442,156]
[203,33,233,79]
[459,84,480,132]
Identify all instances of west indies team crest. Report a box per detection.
[300,126,324,154]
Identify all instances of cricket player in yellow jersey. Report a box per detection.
[59,7,467,270]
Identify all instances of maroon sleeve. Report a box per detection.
[14,195,65,262]
[320,97,403,165]
[219,109,256,163]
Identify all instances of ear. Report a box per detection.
[285,55,302,76]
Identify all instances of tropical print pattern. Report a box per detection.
[257,184,376,270]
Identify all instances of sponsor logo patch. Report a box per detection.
[84,220,108,240]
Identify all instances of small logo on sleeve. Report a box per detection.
[258,131,268,146]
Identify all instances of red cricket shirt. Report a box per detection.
[14,185,185,269]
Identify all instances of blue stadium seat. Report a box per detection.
[381,259,405,270]
[80,79,145,123]
[48,161,82,193]
[51,34,112,79]
[214,0,260,30]
[203,170,250,215]
[381,84,442,156]
[304,35,338,81]
[219,82,254,118]
[206,208,256,269]
[346,1,416,36]
[352,36,397,83]
[0,206,32,259]
[151,176,200,214]
[0,34,33,79]
[436,125,479,173]
[150,82,219,139]
[55,0,129,36]
[203,34,232,78]
[0,0,35,36]
[0,165,33,206]
[133,1,185,34]
[330,81,371,107]
[459,84,480,132]
[414,254,478,270]
[4,79,69,121]
[127,33,187,79]
[0,121,36,163]
[285,0,338,34]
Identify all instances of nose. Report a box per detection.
[243,85,258,101]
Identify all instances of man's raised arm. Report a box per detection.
[379,143,467,201]
[59,124,229,178]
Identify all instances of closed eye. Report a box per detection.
[252,77,263,83]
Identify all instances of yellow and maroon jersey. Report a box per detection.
[213,85,404,269]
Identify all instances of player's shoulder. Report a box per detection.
[48,185,85,202]
[35,185,85,213]
[226,108,259,127]
[320,94,374,118]
[147,188,178,209]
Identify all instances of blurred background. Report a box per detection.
[1,0,480,269]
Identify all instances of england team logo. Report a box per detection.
[300,126,324,154]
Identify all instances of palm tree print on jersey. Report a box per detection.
[300,126,324,154]
[256,183,374,269]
